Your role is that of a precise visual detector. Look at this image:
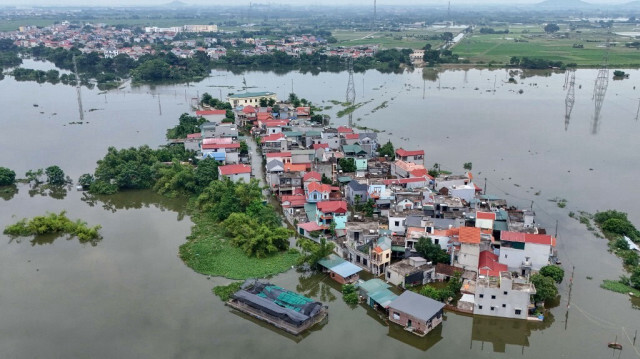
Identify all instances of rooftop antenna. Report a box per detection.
[346,57,356,127]
[564,69,575,131]
[72,54,84,122]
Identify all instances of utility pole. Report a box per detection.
[565,69,575,131]
[555,219,559,238]
[592,37,610,135]
[484,177,487,194]
[635,98,640,121]
[346,57,356,127]
[72,54,84,122]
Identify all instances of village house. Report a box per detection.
[498,231,556,273]
[358,279,397,310]
[318,254,362,284]
[315,201,349,230]
[227,91,277,107]
[218,164,251,182]
[474,271,536,320]
[388,291,445,337]
[395,148,425,165]
[195,109,227,123]
[386,257,435,288]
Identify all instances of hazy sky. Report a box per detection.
[3,0,633,7]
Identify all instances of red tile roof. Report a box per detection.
[317,201,348,214]
[458,227,481,244]
[337,126,353,133]
[196,109,226,116]
[242,105,256,113]
[396,148,425,157]
[186,133,202,139]
[263,119,289,127]
[257,112,274,120]
[478,250,508,277]
[265,152,291,158]
[261,133,286,142]
[219,164,251,175]
[303,171,322,182]
[312,143,329,150]
[202,143,241,150]
[345,133,359,140]
[500,231,556,246]
[298,221,327,232]
[410,169,428,178]
[307,182,333,194]
[285,163,307,172]
[281,195,307,207]
[476,211,496,220]
[202,138,233,145]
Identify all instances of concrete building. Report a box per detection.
[385,257,435,288]
[388,291,445,336]
[474,272,536,320]
[318,254,362,284]
[218,164,251,182]
[227,91,277,107]
[499,231,556,273]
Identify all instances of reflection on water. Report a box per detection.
[0,185,18,201]
[295,272,338,303]
[228,306,329,344]
[80,189,188,220]
[388,317,444,351]
[471,312,554,353]
[27,184,69,200]
[7,232,100,247]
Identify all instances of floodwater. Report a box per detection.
[1,60,639,358]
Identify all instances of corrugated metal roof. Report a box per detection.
[388,291,444,322]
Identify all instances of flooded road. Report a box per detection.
[1,62,639,358]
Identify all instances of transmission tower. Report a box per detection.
[591,37,610,135]
[72,54,84,122]
[564,69,575,131]
[346,57,356,127]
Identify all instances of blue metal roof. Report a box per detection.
[331,261,362,278]
[369,288,397,308]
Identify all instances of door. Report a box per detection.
[407,319,412,328]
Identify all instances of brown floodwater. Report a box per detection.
[1,61,639,358]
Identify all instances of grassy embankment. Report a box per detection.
[332,29,442,50]
[452,24,640,67]
[179,211,299,280]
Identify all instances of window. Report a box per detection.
[515,309,522,315]
[387,272,391,278]
[393,312,400,320]
[394,221,400,227]
[434,238,439,245]
[479,294,484,298]
[478,305,483,310]
[491,295,496,299]
[503,291,508,295]
[504,254,508,258]
[502,304,506,308]
[386,253,389,258]
[490,306,495,311]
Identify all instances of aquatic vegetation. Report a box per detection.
[3,211,102,242]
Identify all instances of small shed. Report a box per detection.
[388,291,445,337]
[318,254,362,284]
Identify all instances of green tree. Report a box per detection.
[25,169,44,185]
[378,140,395,159]
[45,165,66,185]
[342,284,359,305]
[415,237,450,264]
[194,157,218,190]
[463,162,473,171]
[166,113,206,139]
[0,167,16,186]
[239,141,249,155]
[539,265,565,283]
[78,173,94,189]
[630,267,640,290]
[602,218,639,240]
[531,273,558,302]
[321,173,332,185]
[259,97,268,107]
[152,161,197,197]
[297,237,336,270]
[338,158,356,172]
[544,23,560,33]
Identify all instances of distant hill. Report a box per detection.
[536,0,593,9]
[622,0,640,8]
[163,0,189,7]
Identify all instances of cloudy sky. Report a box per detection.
[3,0,633,6]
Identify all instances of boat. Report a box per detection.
[608,342,623,350]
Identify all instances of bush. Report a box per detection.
[212,282,243,301]
[3,211,102,243]
[0,167,16,186]
[342,284,359,305]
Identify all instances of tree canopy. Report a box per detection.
[338,158,356,173]
[415,237,450,265]
[166,113,207,139]
[45,165,66,185]
[539,265,564,283]
[544,23,560,33]
[0,167,16,186]
[378,140,395,159]
[531,273,558,302]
